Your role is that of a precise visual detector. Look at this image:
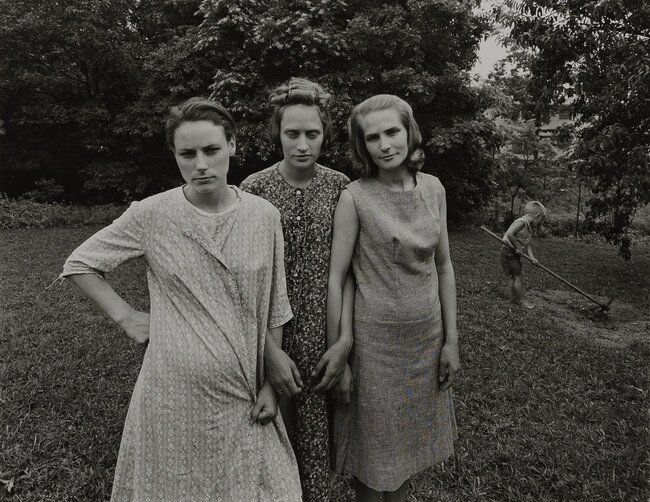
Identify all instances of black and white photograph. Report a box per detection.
[1,0,648,500]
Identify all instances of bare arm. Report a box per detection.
[525,244,538,264]
[313,190,359,392]
[434,184,459,391]
[264,325,303,396]
[505,220,526,254]
[68,273,150,344]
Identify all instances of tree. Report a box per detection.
[195,0,500,222]
[0,0,204,202]
[500,0,650,258]
[493,119,540,221]
[1,0,502,222]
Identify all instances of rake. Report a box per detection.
[480,226,613,311]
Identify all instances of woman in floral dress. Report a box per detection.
[240,78,353,501]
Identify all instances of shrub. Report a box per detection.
[0,195,124,230]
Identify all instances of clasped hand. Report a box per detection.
[311,341,349,393]
[265,342,303,397]
[250,382,277,426]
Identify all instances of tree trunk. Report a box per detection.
[574,179,582,237]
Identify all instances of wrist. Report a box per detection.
[112,303,134,327]
[443,336,458,347]
[334,334,353,354]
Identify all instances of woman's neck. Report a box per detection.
[184,184,236,214]
[279,160,316,189]
[376,165,415,191]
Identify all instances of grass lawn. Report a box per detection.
[1,227,648,501]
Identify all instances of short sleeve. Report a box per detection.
[267,210,293,329]
[61,201,147,278]
[239,175,259,196]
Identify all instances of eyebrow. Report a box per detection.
[178,144,219,152]
[284,128,322,134]
[364,126,401,140]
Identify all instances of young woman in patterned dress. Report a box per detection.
[240,78,354,501]
[328,95,459,502]
[61,98,301,501]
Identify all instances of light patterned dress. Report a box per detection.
[240,163,350,502]
[61,186,302,502]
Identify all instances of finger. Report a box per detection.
[326,371,341,391]
[291,364,304,389]
[257,408,274,425]
[439,361,448,383]
[283,378,302,396]
[340,385,351,404]
[312,371,332,392]
[250,401,263,423]
[311,357,327,379]
[447,364,458,385]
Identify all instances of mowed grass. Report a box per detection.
[1,227,648,501]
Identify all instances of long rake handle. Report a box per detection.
[480,226,610,310]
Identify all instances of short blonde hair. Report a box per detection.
[348,94,424,177]
[524,201,547,217]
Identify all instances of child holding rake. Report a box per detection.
[501,200,547,309]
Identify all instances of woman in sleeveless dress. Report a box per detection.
[327,95,459,501]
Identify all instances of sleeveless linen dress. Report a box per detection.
[332,172,457,492]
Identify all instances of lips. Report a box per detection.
[380,154,397,161]
[194,176,215,182]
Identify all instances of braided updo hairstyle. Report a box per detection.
[268,77,333,149]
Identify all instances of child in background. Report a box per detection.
[501,200,547,309]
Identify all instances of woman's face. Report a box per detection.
[173,120,235,197]
[359,108,409,172]
[279,104,324,172]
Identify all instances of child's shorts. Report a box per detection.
[500,245,522,276]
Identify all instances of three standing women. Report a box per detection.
[240,78,352,502]
[328,94,459,502]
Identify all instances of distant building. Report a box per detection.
[538,105,576,139]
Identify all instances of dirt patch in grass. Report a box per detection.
[527,288,649,349]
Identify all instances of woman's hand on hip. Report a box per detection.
[117,309,150,344]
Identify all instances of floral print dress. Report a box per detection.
[240,163,350,502]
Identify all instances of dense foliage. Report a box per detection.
[196,0,499,221]
[0,0,206,203]
[500,0,650,258]
[484,54,574,226]
[0,0,498,223]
